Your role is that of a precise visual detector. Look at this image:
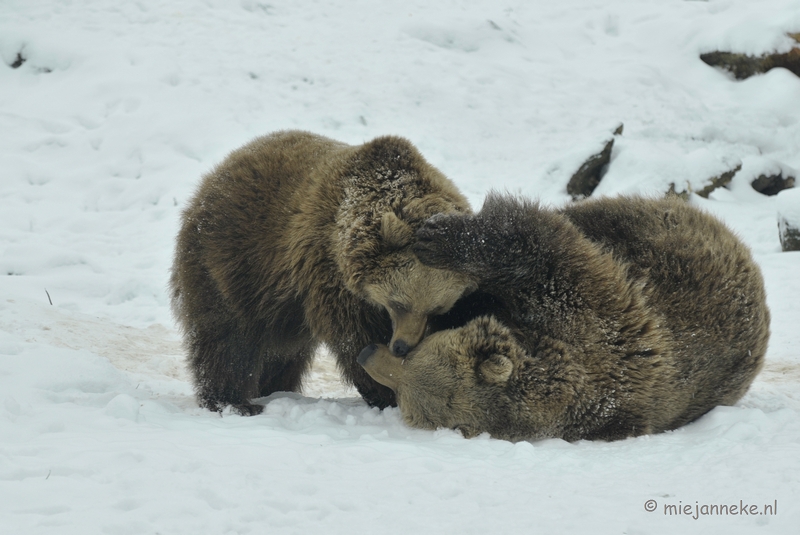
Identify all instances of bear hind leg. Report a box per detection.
[188,322,268,416]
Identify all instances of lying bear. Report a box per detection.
[359,194,770,441]
[170,130,476,415]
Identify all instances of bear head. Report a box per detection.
[335,151,478,356]
[358,315,527,440]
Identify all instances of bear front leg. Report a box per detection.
[413,194,595,305]
[413,213,481,274]
[413,207,523,283]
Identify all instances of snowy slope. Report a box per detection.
[1,1,799,533]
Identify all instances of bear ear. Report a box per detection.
[381,211,414,251]
[478,354,513,384]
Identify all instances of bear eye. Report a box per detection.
[389,301,410,314]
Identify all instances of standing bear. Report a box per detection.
[170,130,477,415]
[359,195,770,441]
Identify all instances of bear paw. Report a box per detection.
[412,214,468,270]
[231,402,265,416]
[202,398,265,416]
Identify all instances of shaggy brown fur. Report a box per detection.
[170,130,476,415]
[359,195,770,441]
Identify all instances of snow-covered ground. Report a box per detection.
[2,1,799,533]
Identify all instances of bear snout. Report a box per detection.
[392,339,410,357]
[358,343,403,392]
[357,344,379,366]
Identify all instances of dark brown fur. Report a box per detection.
[170,130,475,415]
[359,194,769,441]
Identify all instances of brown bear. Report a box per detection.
[170,130,477,415]
[359,194,770,441]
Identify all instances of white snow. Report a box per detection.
[1,0,799,533]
